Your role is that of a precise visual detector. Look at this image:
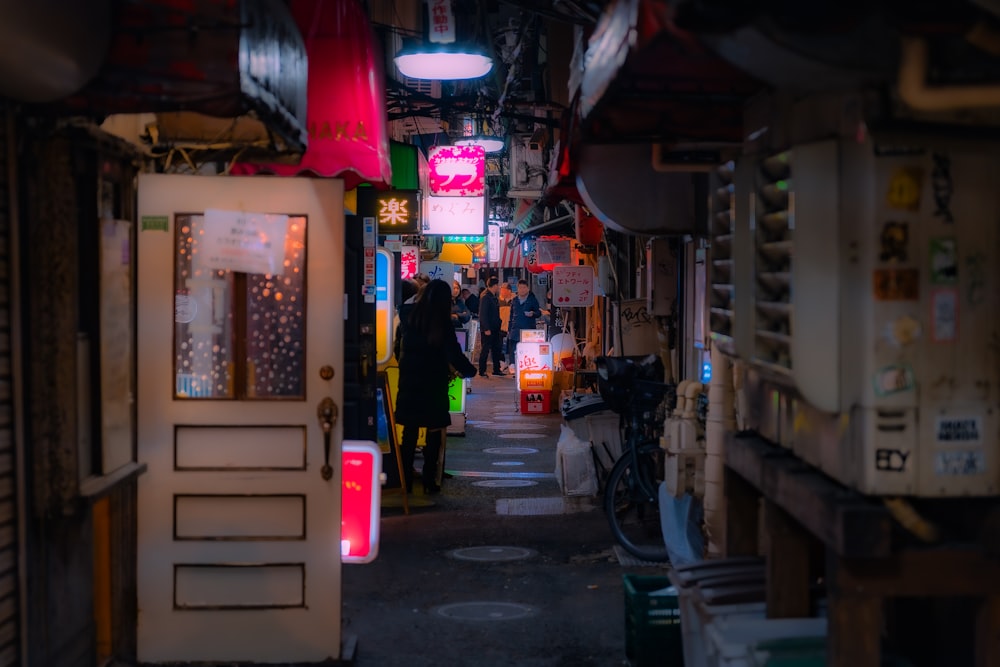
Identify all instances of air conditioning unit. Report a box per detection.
[723,138,1000,497]
[646,237,677,317]
[509,133,546,192]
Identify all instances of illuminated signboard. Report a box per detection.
[375,249,394,364]
[442,235,485,243]
[424,195,486,235]
[341,440,382,564]
[357,188,420,234]
[428,145,485,197]
[400,245,419,279]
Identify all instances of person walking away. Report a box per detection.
[462,287,479,317]
[395,280,477,494]
[507,279,541,372]
[451,280,471,329]
[393,278,419,361]
[477,277,504,378]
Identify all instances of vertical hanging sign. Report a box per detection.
[363,216,376,303]
[428,0,456,43]
[488,224,502,263]
[400,245,420,280]
[375,249,395,363]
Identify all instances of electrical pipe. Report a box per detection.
[898,35,1000,112]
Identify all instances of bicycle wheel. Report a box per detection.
[603,442,670,562]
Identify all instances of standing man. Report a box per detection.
[478,277,504,378]
[507,279,541,368]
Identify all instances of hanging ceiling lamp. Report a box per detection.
[394,0,493,80]
[455,114,505,153]
[455,135,505,153]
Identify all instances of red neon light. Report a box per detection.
[341,440,381,563]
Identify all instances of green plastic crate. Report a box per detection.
[623,574,685,667]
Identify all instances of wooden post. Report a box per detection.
[826,549,882,667]
[723,467,759,557]
[763,500,812,618]
[977,595,1000,667]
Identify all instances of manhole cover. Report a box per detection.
[483,447,538,455]
[498,433,546,439]
[433,602,537,621]
[465,420,495,425]
[472,479,537,488]
[448,546,537,562]
[492,461,525,466]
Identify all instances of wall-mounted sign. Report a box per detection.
[424,195,486,235]
[357,188,420,234]
[428,145,485,197]
[552,264,596,307]
[443,235,485,243]
[400,245,419,280]
[420,261,455,283]
[537,238,572,267]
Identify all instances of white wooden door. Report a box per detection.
[136,175,346,663]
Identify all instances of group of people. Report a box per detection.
[476,278,541,378]
[392,274,544,495]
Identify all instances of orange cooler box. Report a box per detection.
[520,390,551,414]
[519,370,553,391]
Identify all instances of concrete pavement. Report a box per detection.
[341,374,669,666]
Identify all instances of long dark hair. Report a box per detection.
[408,279,453,346]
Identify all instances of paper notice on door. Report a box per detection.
[199,208,289,275]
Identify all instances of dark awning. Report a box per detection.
[578,0,759,144]
[60,0,308,159]
[0,1,111,103]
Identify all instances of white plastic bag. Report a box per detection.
[555,424,598,496]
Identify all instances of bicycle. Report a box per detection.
[595,354,676,563]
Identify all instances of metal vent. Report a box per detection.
[753,151,793,372]
[708,161,735,352]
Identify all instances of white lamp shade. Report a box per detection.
[455,136,506,153]
[395,49,493,80]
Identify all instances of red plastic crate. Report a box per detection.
[519,390,551,414]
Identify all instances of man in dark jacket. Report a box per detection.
[477,277,504,377]
[507,278,541,360]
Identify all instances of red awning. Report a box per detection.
[233,0,392,190]
[492,235,527,269]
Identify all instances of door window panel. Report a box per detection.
[174,213,307,399]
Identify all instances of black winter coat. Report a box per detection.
[395,328,477,429]
[478,289,502,334]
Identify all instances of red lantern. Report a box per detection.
[576,205,602,246]
[525,251,546,274]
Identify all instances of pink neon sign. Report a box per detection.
[428,145,486,197]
